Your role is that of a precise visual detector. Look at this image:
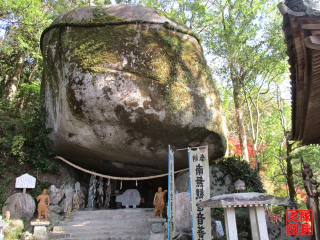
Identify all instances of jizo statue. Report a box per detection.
[36,189,50,221]
[151,187,167,218]
[65,202,72,221]
[73,194,79,212]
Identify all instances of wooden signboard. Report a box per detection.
[15,174,36,193]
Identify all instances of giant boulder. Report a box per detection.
[2,193,36,221]
[41,4,227,176]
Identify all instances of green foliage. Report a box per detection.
[0,176,12,209]
[0,84,58,173]
[3,219,24,239]
[215,157,265,193]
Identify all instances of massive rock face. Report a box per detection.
[41,4,227,176]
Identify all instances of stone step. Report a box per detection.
[70,213,152,221]
[50,227,150,239]
[70,208,153,217]
[49,232,150,240]
[49,208,155,240]
[53,219,150,232]
[57,217,149,227]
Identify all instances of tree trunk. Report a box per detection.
[286,138,296,201]
[7,53,24,101]
[232,78,250,162]
[253,144,259,174]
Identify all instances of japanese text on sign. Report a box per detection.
[189,147,211,240]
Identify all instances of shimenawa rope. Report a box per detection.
[55,156,188,181]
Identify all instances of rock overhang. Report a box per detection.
[41,4,227,177]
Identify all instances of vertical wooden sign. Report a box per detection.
[188,146,211,240]
[168,145,176,239]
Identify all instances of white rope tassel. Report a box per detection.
[120,180,122,189]
[136,180,138,187]
[108,178,110,185]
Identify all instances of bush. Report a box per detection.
[214,157,264,193]
[3,219,24,240]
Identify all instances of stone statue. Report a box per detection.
[96,177,104,209]
[36,189,50,222]
[86,174,97,209]
[104,182,112,209]
[312,179,319,196]
[5,211,10,221]
[301,158,320,240]
[151,187,167,218]
[301,158,314,209]
[311,179,320,240]
[64,203,71,221]
[211,218,217,239]
[73,194,79,212]
[301,161,313,181]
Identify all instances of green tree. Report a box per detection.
[203,0,287,164]
[0,0,91,170]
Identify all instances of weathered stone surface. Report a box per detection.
[62,192,74,212]
[78,186,87,210]
[32,225,49,240]
[48,212,63,231]
[175,165,233,196]
[48,185,64,205]
[149,230,164,240]
[41,4,227,176]
[36,158,79,190]
[48,205,63,214]
[175,193,191,233]
[210,166,234,196]
[151,222,164,233]
[2,193,35,221]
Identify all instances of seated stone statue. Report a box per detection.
[151,187,167,218]
[36,189,50,222]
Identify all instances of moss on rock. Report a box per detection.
[55,23,214,124]
[40,5,227,176]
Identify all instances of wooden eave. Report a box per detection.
[282,13,320,145]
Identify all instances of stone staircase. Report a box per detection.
[49,208,154,240]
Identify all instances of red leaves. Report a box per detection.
[228,136,255,158]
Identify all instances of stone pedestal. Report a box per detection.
[148,218,166,240]
[31,221,50,240]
